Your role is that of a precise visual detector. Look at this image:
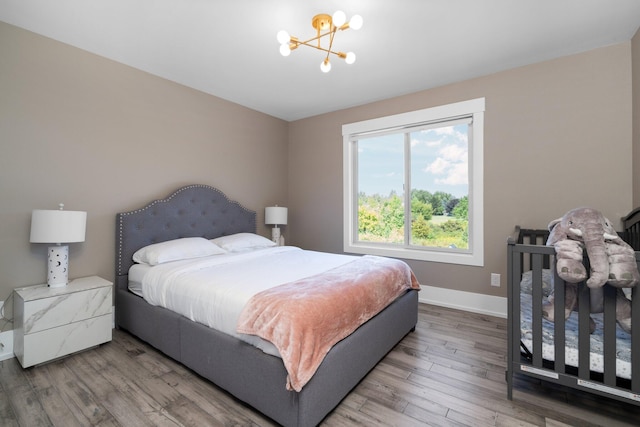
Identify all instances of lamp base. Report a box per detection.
[271,227,281,245]
[47,245,69,287]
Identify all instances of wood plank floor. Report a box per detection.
[1,303,639,426]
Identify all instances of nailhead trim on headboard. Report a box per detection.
[115,184,256,279]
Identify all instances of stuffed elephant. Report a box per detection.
[546,207,639,289]
[543,207,637,334]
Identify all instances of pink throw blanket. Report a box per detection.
[236,255,420,391]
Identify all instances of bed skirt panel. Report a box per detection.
[296,288,419,425]
[115,284,182,361]
[179,289,418,427]
[116,276,418,427]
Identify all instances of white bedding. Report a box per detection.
[131,246,358,356]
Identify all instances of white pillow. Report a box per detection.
[133,237,226,265]
[211,233,276,252]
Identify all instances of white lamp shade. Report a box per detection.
[332,10,346,27]
[265,206,288,226]
[30,209,87,243]
[349,14,363,30]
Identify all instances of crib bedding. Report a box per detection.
[519,270,632,379]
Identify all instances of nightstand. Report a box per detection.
[13,276,112,368]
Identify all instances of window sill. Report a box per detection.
[344,242,484,266]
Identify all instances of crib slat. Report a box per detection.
[578,283,591,379]
[553,266,566,372]
[602,285,617,386]
[531,253,543,367]
[506,239,516,400]
[632,283,640,392]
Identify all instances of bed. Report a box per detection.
[114,184,420,427]
[506,222,640,406]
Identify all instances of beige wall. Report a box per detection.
[1,20,637,304]
[633,28,640,206]
[0,22,288,300]
[288,43,634,297]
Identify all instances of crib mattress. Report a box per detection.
[520,292,632,379]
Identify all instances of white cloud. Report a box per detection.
[439,144,467,162]
[423,143,468,186]
[435,161,468,185]
[425,157,449,174]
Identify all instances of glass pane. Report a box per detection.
[356,134,405,244]
[409,123,469,249]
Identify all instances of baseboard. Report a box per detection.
[418,285,507,318]
[1,295,503,364]
[0,330,13,361]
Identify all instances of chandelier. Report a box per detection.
[277,11,363,73]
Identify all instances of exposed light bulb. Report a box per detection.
[332,10,346,27]
[345,52,356,64]
[320,59,331,73]
[349,15,363,30]
[276,30,290,45]
[279,44,291,57]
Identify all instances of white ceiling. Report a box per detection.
[2,1,640,121]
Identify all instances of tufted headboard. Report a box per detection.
[115,184,256,291]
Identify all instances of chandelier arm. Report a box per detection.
[295,41,346,58]
[293,30,335,48]
[325,27,337,61]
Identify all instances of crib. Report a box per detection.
[506,215,640,406]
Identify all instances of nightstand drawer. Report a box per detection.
[14,276,113,368]
[21,286,111,334]
[19,314,112,368]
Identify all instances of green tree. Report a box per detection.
[380,193,404,236]
[411,198,433,221]
[446,198,459,215]
[411,189,432,205]
[412,215,432,240]
[452,196,468,219]
[358,205,379,234]
[429,191,453,216]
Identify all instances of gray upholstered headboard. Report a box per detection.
[115,184,256,289]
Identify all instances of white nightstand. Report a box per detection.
[13,276,113,368]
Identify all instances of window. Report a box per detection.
[343,98,484,265]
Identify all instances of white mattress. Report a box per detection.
[520,289,632,379]
[129,246,357,356]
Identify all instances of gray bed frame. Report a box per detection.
[114,184,419,427]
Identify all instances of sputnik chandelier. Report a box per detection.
[277,10,363,73]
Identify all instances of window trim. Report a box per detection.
[342,98,485,266]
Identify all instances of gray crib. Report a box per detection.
[506,220,640,406]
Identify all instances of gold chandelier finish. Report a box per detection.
[277,11,362,72]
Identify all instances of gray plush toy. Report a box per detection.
[543,207,637,333]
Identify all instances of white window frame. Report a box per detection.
[342,98,485,266]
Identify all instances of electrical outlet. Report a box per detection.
[491,273,501,287]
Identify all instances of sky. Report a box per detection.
[357,123,469,199]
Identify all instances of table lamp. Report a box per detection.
[265,206,287,245]
[30,204,87,287]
